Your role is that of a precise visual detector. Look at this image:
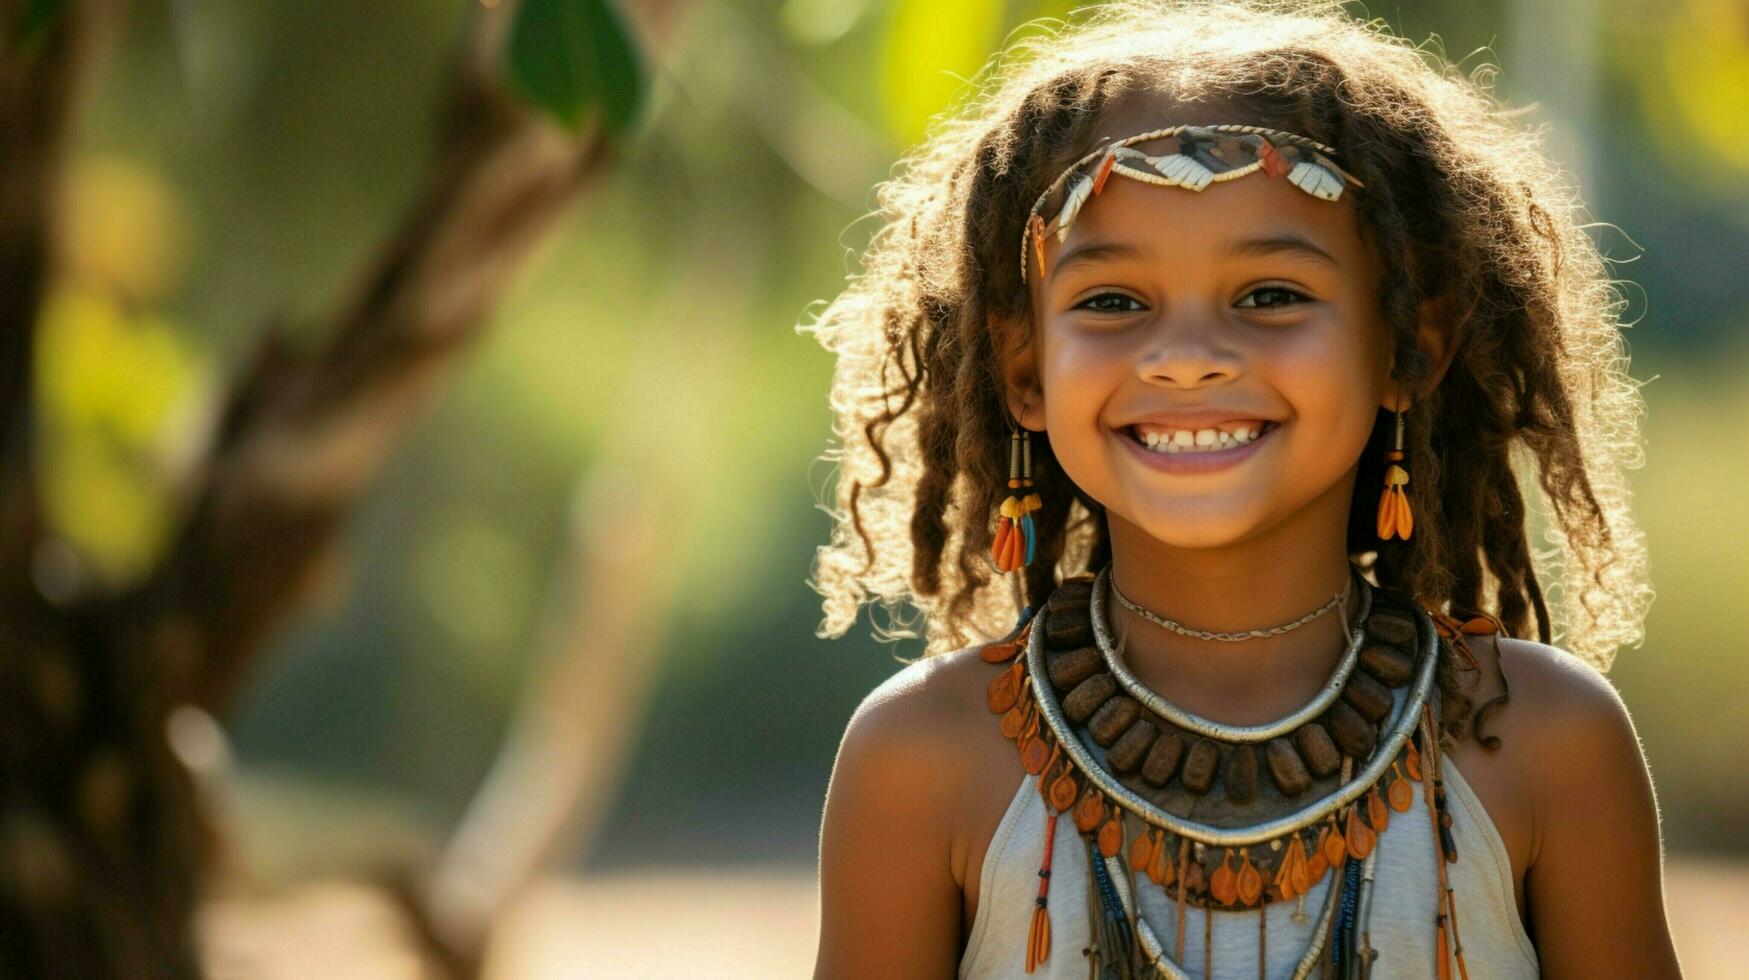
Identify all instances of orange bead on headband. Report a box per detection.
[1018,123,1365,283]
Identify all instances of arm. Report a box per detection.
[815,668,964,979]
[1509,641,1684,977]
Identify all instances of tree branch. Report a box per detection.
[143,3,617,714]
[0,0,114,580]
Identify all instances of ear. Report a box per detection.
[994,311,1047,431]
[1384,295,1460,412]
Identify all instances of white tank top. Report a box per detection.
[958,748,1539,979]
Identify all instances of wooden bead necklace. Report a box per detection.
[981,568,1472,977]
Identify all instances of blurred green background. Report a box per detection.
[43,0,1749,974]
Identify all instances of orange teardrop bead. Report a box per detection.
[1289,838,1310,894]
[1305,848,1328,885]
[1000,703,1026,739]
[1367,787,1390,833]
[1022,733,1049,775]
[1076,787,1106,833]
[1098,814,1123,857]
[1346,806,1376,860]
[1405,739,1423,781]
[986,661,1022,713]
[1274,845,1298,901]
[1388,767,1414,812]
[1323,822,1347,868]
[1048,765,1079,813]
[1236,850,1263,906]
[1130,827,1154,871]
[1150,833,1173,886]
[1210,850,1238,906]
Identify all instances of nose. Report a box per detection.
[1135,308,1242,388]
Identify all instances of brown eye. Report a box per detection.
[1236,286,1309,309]
[1076,292,1145,313]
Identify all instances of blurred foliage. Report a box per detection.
[37,0,1749,877]
[35,155,208,585]
[878,0,1005,144]
[1647,0,1749,182]
[34,283,206,584]
[20,0,64,46]
[505,0,647,136]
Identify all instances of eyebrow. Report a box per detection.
[1049,240,1152,282]
[1047,233,1339,283]
[1225,233,1340,267]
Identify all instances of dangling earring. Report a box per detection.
[993,425,1042,572]
[1376,401,1413,540]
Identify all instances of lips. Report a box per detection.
[1127,420,1270,452]
[1114,419,1281,473]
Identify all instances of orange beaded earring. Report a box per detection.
[993,425,1042,573]
[1377,400,1413,540]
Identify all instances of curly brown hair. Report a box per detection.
[800,0,1651,740]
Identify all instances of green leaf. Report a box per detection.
[504,0,646,139]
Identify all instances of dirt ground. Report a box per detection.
[199,855,1746,978]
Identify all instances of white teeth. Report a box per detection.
[1134,423,1269,454]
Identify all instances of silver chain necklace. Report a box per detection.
[1107,562,1358,642]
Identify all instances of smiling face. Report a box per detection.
[1004,114,1402,553]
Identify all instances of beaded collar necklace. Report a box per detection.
[981,566,1479,978]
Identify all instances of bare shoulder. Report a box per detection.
[1469,634,1651,805]
[846,643,998,749]
[1460,634,1681,978]
[814,643,1004,979]
[1454,633,1634,750]
[1492,635,1630,729]
[829,643,1001,803]
[1456,633,1647,838]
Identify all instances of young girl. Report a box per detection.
[808,1,1679,977]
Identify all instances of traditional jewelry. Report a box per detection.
[1018,123,1365,284]
[1021,586,1435,846]
[1109,563,1358,642]
[1377,403,1414,540]
[1094,565,1374,743]
[981,571,1455,978]
[993,424,1042,573]
[1098,839,1344,980]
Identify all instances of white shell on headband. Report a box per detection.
[1288,157,1344,201]
[1018,123,1366,285]
[1151,152,1215,190]
[1055,173,1094,243]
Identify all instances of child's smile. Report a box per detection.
[1009,116,1395,551]
[1118,416,1280,474]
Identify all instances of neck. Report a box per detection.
[1102,477,1366,723]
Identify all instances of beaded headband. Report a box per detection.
[1019,123,1365,284]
